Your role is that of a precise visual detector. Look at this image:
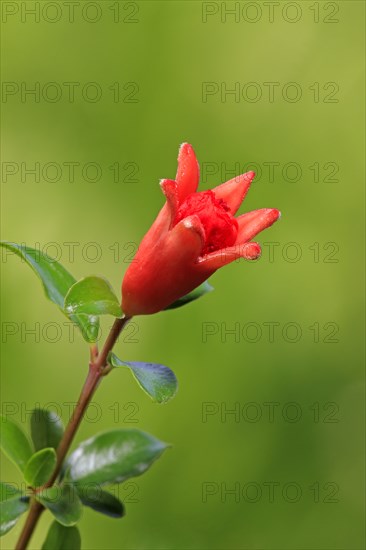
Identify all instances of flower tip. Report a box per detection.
[181,214,206,243]
[178,142,197,162]
[182,214,201,231]
[244,242,261,260]
[159,178,176,191]
[259,208,282,225]
[176,142,200,200]
[179,142,191,153]
[246,170,256,180]
[269,208,281,222]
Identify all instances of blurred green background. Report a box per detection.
[1,1,364,549]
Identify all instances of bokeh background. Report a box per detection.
[1,1,364,549]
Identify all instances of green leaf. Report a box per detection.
[0,483,29,536]
[42,521,81,550]
[24,448,57,488]
[76,486,125,518]
[64,276,122,318]
[30,409,64,452]
[0,415,33,472]
[164,281,214,310]
[36,484,82,526]
[0,242,99,343]
[65,429,168,487]
[109,353,178,404]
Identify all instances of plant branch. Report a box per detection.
[15,316,131,550]
[14,500,43,550]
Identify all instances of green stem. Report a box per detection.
[14,316,131,550]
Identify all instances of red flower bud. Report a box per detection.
[122,144,280,316]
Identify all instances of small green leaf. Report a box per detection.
[109,353,178,404]
[0,483,29,536]
[0,415,33,472]
[64,276,122,318]
[164,281,213,310]
[0,242,99,343]
[36,484,82,526]
[30,409,64,452]
[65,429,168,487]
[24,448,57,488]
[42,521,81,550]
[76,486,125,518]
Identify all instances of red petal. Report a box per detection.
[236,208,281,243]
[160,179,178,227]
[213,171,255,214]
[166,215,205,260]
[176,143,200,203]
[197,242,261,271]
[122,216,205,315]
[133,203,171,259]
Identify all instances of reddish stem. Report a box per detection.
[15,316,130,550]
